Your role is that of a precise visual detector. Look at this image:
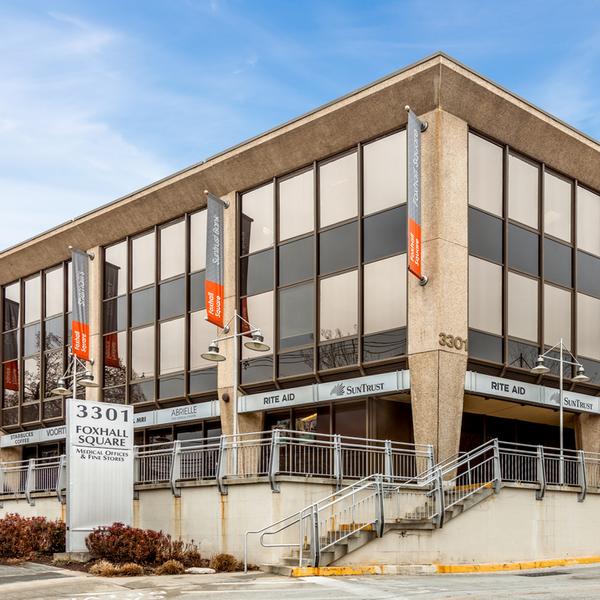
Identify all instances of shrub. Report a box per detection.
[209,553,241,572]
[117,563,145,577]
[89,560,117,577]
[155,559,185,575]
[0,514,65,558]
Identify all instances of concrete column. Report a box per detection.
[86,245,102,402]
[408,109,469,461]
[575,413,600,454]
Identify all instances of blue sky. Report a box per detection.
[2,0,600,250]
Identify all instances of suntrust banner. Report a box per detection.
[205,192,226,328]
[71,250,90,360]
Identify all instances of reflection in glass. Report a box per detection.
[468,207,502,263]
[104,331,127,387]
[190,210,207,272]
[130,380,155,403]
[577,251,600,299]
[508,154,539,229]
[24,275,41,324]
[104,241,128,298]
[24,322,41,356]
[468,329,502,363]
[23,356,41,401]
[278,349,314,377]
[320,271,358,341]
[241,355,273,384]
[363,131,406,215]
[2,408,18,425]
[43,398,63,418]
[3,331,19,361]
[190,367,217,394]
[3,361,19,406]
[468,133,503,216]
[241,291,273,359]
[279,170,314,241]
[363,206,406,263]
[190,271,206,311]
[507,339,539,370]
[160,220,186,280]
[319,222,357,275]
[44,316,63,350]
[159,374,184,399]
[241,183,274,254]
[279,237,313,286]
[508,224,539,276]
[577,357,600,386]
[544,238,571,288]
[363,328,406,362]
[103,386,126,404]
[160,277,185,320]
[44,349,63,397]
[103,296,127,333]
[319,152,357,228]
[3,283,20,330]
[132,232,155,289]
[22,403,39,423]
[279,283,314,350]
[240,249,274,296]
[131,326,155,380]
[190,310,218,371]
[131,287,155,328]
[319,338,358,369]
[45,266,63,317]
[160,318,184,375]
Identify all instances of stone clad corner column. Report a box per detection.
[87,245,102,402]
[575,413,600,454]
[408,109,469,462]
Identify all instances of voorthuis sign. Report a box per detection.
[66,399,134,552]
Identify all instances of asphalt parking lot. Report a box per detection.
[2,562,600,600]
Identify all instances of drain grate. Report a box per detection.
[518,570,569,577]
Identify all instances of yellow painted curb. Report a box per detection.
[291,565,383,577]
[436,556,600,573]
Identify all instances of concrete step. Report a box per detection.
[260,563,295,576]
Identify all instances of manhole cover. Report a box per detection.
[518,570,569,577]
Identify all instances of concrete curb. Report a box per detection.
[289,564,436,577]
[435,556,600,573]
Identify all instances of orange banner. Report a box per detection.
[3,361,18,392]
[408,218,422,279]
[104,333,120,368]
[72,321,90,361]
[205,280,224,329]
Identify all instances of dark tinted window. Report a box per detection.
[103,386,126,404]
[468,207,503,263]
[507,339,539,370]
[2,331,19,361]
[190,271,206,311]
[508,224,539,275]
[577,251,600,299]
[103,296,127,333]
[278,349,314,378]
[159,277,185,320]
[363,206,406,263]
[130,380,155,403]
[544,238,571,288]
[319,222,358,275]
[577,357,600,386]
[240,249,274,296]
[363,328,406,362]
[44,316,63,350]
[469,329,502,363]
[279,237,313,286]
[131,287,155,328]
[279,283,314,350]
[319,338,358,370]
[159,374,184,399]
[241,355,273,384]
[189,367,217,395]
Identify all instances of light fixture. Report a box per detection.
[573,365,590,383]
[201,342,226,362]
[80,371,99,388]
[52,378,70,396]
[530,356,550,375]
[243,330,271,353]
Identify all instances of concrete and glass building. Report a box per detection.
[2,53,600,568]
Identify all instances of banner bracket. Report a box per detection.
[204,189,230,209]
[419,275,428,286]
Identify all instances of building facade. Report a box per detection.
[2,53,600,464]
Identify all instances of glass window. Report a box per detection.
[3,331,19,361]
[24,322,41,356]
[469,329,502,363]
[507,339,539,370]
[577,186,600,257]
[3,283,20,330]
[131,287,155,328]
[159,374,184,399]
[240,248,274,296]
[279,283,314,350]
[507,272,538,342]
[190,210,207,272]
[278,349,314,377]
[508,224,538,276]
[241,183,274,254]
[130,380,154,404]
[363,205,406,263]
[544,284,571,347]
[44,267,63,317]
[319,152,357,227]
[364,254,407,334]
[279,237,313,286]
[577,293,600,361]
[24,275,41,324]
[468,133,503,217]
[160,220,185,280]
[131,325,155,380]
[279,170,314,241]
[241,291,273,359]
[508,154,539,229]
[23,356,40,401]
[44,315,63,349]
[468,207,502,263]
[319,338,358,370]
[104,331,127,387]
[104,241,128,298]
[190,367,217,394]
[190,271,206,312]
[190,310,218,371]
[160,318,184,375]
[103,296,127,333]
[44,349,63,397]
[363,328,406,362]
[363,131,406,215]
[2,361,19,405]
[159,277,185,320]
[577,357,600,386]
[320,271,358,341]
[544,172,571,242]
[544,238,571,288]
[103,386,126,404]
[319,222,357,275]
[577,251,600,299]
[241,355,273,384]
[468,256,502,335]
[132,232,155,289]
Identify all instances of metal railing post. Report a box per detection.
[0,462,5,508]
[170,441,182,497]
[375,475,385,537]
[578,450,587,503]
[492,439,502,494]
[56,455,66,504]
[384,440,393,481]
[536,446,546,501]
[434,468,445,528]
[216,435,228,495]
[427,444,435,472]
[311,504,320,567]
[333,434,342,489]
[133,446,140,484]
[268,429,281,493]
[25,458,35,506]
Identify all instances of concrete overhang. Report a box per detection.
[1,52,599,284]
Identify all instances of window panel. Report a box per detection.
[44,315,63,349]
[577,186,600,256]
[320,270,358,341]
[364,254,406,334]
[508,154,539,229]
[279,237,313,286]
[103,296,127,333]
[159,277,185,320]
[241,183,274,254]
[2,362,19,405]
[279,283,314,350]
[469,329,503,363]
[24,275,41,324]
[43,397,63,418]
[577,357,600,386]
[3,331,19,361]
[131,325,155,380]
[131,287,155,328]
[190,310,218,371]
[319,152,358,227]
[279,170,314,241]
[544,172,571,242]
[240,249,274,296]
[363,205,406,263]
[44,266,63,317]
[319,222,358,275]
[190,270,206,312]
[468,133,503,216]
[22,403,39,422]
[44,349,63,397]
[508,340,539,370]
[2,408,18,425]
[189,367,217,394]
[190,210,207,272]
[241,291,273,359]
[159,374,184,399]
[577,293,600,361]
[132,232,155,290]
[104,241,128,298]
[241,355,273,384]
[363,328,406,362]
[544,284,571,347]
[507,272,538,342]
[160,318,184,375]
[319,338,358,370]
[103,386,126,404]
[543,238,571,288]
[278,349,314,377]
[468,207,502,263]
[23,356,40,401]
[130,381,154,404]
[3,283,20,330]
[468,256,502,335]
[24,322,41,356]
[577,251,600,299]
[160,220,185,280]
[104,331,127,387]
[363,131,406,215]
[508,224,539,276]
